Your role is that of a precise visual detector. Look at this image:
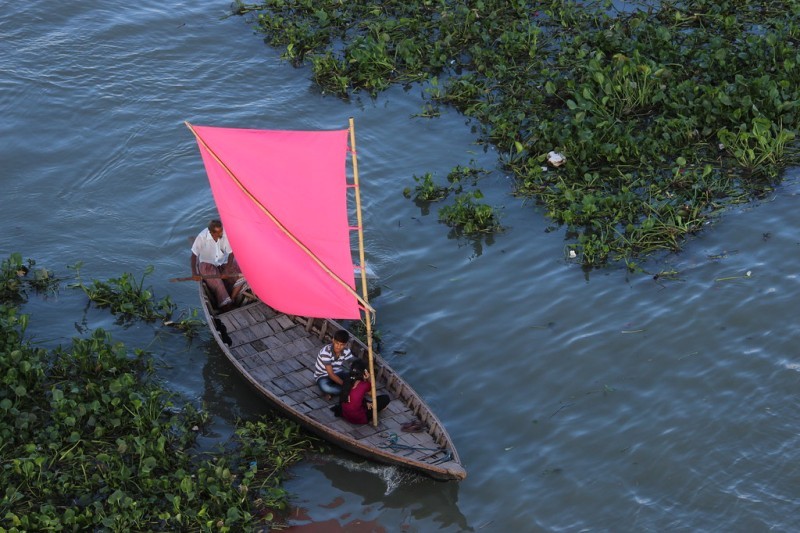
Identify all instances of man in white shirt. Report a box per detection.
[190,219,246,311]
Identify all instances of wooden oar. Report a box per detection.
[169,274,242,282]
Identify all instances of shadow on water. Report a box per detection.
[199,340,274,422]
[285,455,473,532]
[447,230,496,260]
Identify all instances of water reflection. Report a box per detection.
[446,231,495,260]
[285,457,472,532]
[199,340,273,424]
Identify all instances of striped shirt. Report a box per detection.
[313,343,354,380]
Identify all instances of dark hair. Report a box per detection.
[339,359,367,404]
[208,219,223,232]
[333,329,350,343]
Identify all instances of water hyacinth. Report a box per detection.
[238,0,800,268]
[0,255,322,530]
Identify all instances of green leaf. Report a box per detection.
[108,489,125,506]
[141,456,157,474]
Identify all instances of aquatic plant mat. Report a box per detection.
[237,0,800,267]
[0,254,320,531]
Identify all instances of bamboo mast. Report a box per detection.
[348,117,378,427]
[185,121,374,315]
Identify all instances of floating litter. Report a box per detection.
[547,151,566,167]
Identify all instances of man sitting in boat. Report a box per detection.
[313,329,354,399]
[339,359,389,425]
[190,219,246,312]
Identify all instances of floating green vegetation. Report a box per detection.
[238,0,800,267]
[405,163,502,234]
[69,262,204,336]
[70,262,173,321]
[439,190,503,235]
[0,255,320,530]
[405,172,450,202]
[1,253,59,303]
[447,164,489,186]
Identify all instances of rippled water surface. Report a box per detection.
[3,3,800,531]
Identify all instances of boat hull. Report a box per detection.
[199,285,466,481]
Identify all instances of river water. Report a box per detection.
[3,2,800,531]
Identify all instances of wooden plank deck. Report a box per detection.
[208,297,464,477]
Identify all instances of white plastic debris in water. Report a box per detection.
[568,250,577,259]
[547,151,565,167]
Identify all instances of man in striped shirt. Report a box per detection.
[314,329,354,398]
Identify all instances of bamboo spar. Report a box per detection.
[349,118,379,427]
[184,121,374,315]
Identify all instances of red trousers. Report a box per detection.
[199,260,243,307]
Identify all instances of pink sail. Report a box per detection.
[190,124,360,319]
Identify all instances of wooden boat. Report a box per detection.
[186,120,466,481]
[199,286,466,480]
